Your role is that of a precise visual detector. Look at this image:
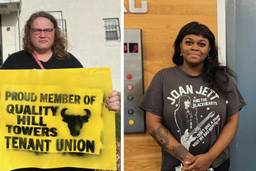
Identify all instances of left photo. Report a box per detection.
[0,0,121,171]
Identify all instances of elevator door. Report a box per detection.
[227,0,256,170]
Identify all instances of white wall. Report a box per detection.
[2,0,121,90]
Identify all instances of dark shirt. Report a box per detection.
[2,50,83,69]
[2,50,93,171]
[140,67,245,170]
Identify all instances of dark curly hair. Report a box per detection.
[172,21,234,95]
[23,11,68,59]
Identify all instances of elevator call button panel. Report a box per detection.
[124,29,145,133]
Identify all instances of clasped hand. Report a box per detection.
[181,153,213,171]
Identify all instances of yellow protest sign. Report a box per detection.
[0,68,116,171]
[2,85,103,154]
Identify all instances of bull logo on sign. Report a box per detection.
[61,108,91,136]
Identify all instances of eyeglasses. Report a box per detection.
[31,28,54,35]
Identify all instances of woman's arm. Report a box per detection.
[146,112,195,165]
[187,112,240,170]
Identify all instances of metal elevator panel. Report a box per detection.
[124,28,145,133]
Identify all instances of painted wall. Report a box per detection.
[1,0,121,90]
[124,0,217,170]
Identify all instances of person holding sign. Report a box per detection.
[2,11,120,171]
[140,22,246,171]
[1,11,120,111]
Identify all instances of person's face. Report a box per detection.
[180,34,210,67]
[184,99,191,109]
[30,17,55,53]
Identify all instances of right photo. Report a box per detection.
[124,0,253,171]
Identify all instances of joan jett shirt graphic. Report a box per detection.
[169,85,222,151]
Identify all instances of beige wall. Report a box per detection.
[124,0,217,170]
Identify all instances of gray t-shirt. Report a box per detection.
[140,66,246,171]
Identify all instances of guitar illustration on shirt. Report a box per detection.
[180,111,215,150]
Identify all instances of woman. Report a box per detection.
[2,11,120,171]
[140,21,246,171]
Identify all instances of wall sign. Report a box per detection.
[124,0,148,13]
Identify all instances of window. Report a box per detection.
[103,18,120,41]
